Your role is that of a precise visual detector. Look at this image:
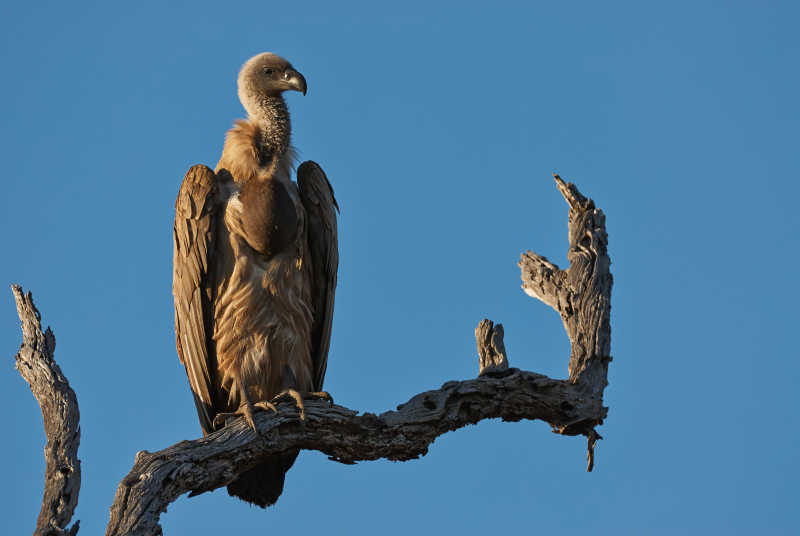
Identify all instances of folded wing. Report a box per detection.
[297,161,339,392]
[173,164,221,435]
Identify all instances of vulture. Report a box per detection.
[172,52,338,507]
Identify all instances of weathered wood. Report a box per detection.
[105,369,604,536]
[475,319,509,376]
[519,174,613,400]
[12,285,81,536]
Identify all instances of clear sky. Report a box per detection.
[2,1,798,534]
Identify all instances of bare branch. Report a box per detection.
[519,174,613,394]
[105,369,605,536]
[12,285,81,536]
[518,174,612,470]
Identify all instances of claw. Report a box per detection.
[212,376,265,434]
[308,390,334,406]
[270,389,335,421]
[212,412,232,430]
[254,400,279,414]
[211,402,264,434]
[242,403,258,433]
[272,389,306,420]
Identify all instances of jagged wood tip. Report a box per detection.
[475,318,509,376]
[11,285,81,536]
[518,174,612,469]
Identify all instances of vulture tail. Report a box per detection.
[227,450,299,508]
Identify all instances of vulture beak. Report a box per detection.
[285,70,307,95]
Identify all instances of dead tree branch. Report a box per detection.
[11,175,611,536]
[519,174,613,397]
[105,369,603,536]
[12,285,81,536]
[518,173,613,466]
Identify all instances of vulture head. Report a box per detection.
[238,53,307,113]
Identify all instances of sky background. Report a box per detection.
[2,1,799,534]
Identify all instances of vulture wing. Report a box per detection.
[173,164,221,435]
[297,161,339,392]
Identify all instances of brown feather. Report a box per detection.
[173,164,223,435]
[215,119,262,184]
[298,161,339,391]
[238,174,298,259]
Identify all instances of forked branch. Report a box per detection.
[519,174,613,395]
[12,285,81,536]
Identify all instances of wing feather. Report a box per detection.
[173,164,220,435]
[297,161,339,392]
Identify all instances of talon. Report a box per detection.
[211,402,262,434]
[213,412,235,429]
[242,403,259,434]
[268,389,335,421]
[254,401,279,414]
[271,389,307,421]
[308,390,334,406]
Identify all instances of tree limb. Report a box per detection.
[105,367,606,536]
[519,174,613,396]
[12,285,81,536]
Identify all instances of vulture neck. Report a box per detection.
[246,94,291,158]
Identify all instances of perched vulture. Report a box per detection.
[172,52,338,507]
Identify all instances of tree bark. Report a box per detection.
[518,175,613,400]
[475,319,509,376]
[12,285,81,536]
[105,369,605,536]
[11,175,611,536]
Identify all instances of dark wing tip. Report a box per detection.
[297,160,339,391]
[297,160,320,176]
[298,160,339,212]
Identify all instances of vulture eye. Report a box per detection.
[263,68,274,75]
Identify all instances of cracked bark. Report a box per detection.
[519,175,613,400]
[11,175,611,536]
[12,285,81,536]
[475,319,509,376]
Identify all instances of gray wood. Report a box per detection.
[475,319,509,376]
[518,174,612,465]
[104,369,604,536]
[11,285,81,536]
[519,175,612,398]
[11,175,612,536]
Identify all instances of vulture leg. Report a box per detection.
[212,377,278,433]
[253,400,280,413]
[271,389,334,421]
[212,406,251,432]
[211,401,279,432]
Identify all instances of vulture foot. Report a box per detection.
[212,400,278,434]
[271,389,334,421]
[254,400,280,413]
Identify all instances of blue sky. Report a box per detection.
[2,1,799,534]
